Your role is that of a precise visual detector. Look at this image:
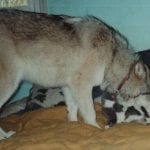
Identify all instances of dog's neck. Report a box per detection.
[102,56,139,97]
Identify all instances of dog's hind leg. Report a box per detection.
[0,61,21,139]
[0,57,22,108]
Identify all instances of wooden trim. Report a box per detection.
[27,0,48,13]
[0,0,48,13]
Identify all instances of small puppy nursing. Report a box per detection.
[0,9,150,139]
[100,92,150,128]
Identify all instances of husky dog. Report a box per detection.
[0,9,150,137]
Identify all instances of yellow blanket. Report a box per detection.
[0,104,150,150]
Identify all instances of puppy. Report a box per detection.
[101,92,150,128]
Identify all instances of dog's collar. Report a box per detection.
[111,61,139,101]
[117,61,139,91]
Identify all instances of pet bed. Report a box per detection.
[0,49,150,149]
[0,104,150,150]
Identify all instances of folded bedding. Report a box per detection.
[0,104,150,150]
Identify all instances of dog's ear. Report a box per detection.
[134,62,146,80]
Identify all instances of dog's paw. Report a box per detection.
[104,125,111,129]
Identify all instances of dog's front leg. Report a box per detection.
[69,81,100,128]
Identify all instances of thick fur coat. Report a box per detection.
[0,9,149,129]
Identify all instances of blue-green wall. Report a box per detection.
[11,82,32,102]
[12,0,150,102]
[48,0,150,51]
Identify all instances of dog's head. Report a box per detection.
[119,62,150,99]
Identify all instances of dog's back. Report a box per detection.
[0,9,114,87]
